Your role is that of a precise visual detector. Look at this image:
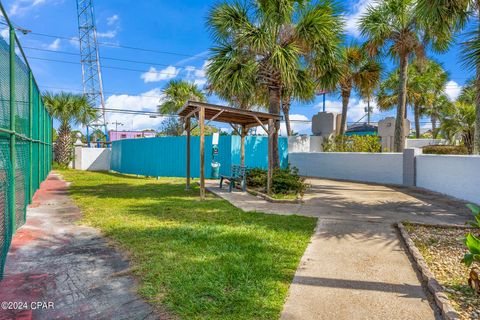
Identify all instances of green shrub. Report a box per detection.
[322,135,381,153]
[462,204,480,267]
[422,145,469,155]
[271,167,307,196]
[246,168,267,188]
[246,166,307,196]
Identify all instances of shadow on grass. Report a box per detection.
[108,222,302,319]
[61,170,317,319]
[68,181,315,234]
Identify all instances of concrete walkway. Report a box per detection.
[0,174,159,320]
[207,179,471,320]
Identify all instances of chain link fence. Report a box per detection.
[0,5,52,279]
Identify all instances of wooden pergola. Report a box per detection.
[177,101,282,200]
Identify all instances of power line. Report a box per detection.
[22,48,470,85]
[39,84,164,98]
[23,46,183,68]
[26,31,202,58]
[27,56,182,76]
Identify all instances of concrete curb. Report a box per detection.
[397,222,460,320]
[246,189,304,204]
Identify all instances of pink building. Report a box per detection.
[108,130,156,142]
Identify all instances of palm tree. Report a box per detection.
[458,79,476,105]
[43,92,97,166]
[206,45,264,110]
[424,94,452,139]
[159,80,206,114]
[441,101,476,154]
[416,0,480,153]
[377,59,448,138]
[282,69,315,136]
[359,0,448,151]
[206,0,343,167]
[335,44,381,135]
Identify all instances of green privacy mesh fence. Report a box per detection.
[0,5,52,279]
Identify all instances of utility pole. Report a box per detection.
[109,121,123,132]
[316,90,328,112]
[367,99,371,125]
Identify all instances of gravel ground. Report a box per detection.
[405,223,480,320]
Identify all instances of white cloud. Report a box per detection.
[9,4,20,16]
[141,66,180,83]
[68,36,79,48]
[194,79,207,87]
[97,14,121,40]
[0,29,9,40]
[280,114,311,136]
[107,14,119,26]
[9,0,49,17]
[316,98,373,122]
[97,30,117,39]
[46,38,60,51]
[445,80,462,101]
[185,61,208,88]
[344,0,377,38]
[104,88,167,131]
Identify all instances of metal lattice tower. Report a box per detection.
[76,0,106,125]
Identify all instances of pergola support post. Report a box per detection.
[267,119,274,195]
[240,125,247,167]
[199,106,205,200]
[185,117,191,190]
[178,101,282,200]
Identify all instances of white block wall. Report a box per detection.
[416,155,480,204]
[405,139,447,149]
[74,147,111,171]
[288,136,324,153]
[289,152,404,185]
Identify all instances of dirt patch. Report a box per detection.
[405,223,480,319]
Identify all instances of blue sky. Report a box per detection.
[1,0,473,134]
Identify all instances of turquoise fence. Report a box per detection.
[111,136,288,178]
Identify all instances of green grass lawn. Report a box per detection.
[58,170,316,320]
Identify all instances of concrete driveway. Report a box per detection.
[207,178,471,320]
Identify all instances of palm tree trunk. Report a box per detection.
[282,95,292,136]
[395,54,408,152]
[414,103,420,138]
[475,7,480,154]
[340,89,351,136]
[268,87,281,169]
[431,115,438,139]
[55,122,72,166]
[464,130,474,155]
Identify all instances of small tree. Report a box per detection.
[158,118,184,136]
[43,92,97,166]
[335,44,381,135]
[417,0,480,154]
[159,80,206,114]
[282,69,315,136]
[440,102,476,154]
[377,59,448,138]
